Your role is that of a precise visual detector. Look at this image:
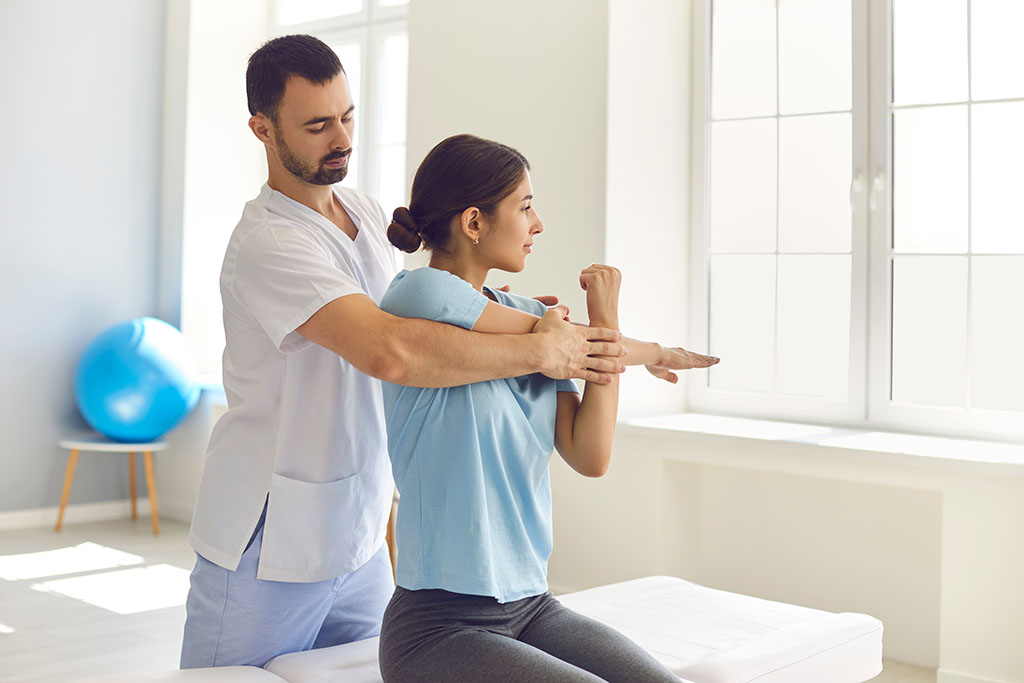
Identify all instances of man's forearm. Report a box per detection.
[384,317,547,388]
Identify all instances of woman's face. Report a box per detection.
[478,171,544,273]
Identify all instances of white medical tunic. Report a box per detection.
[188,183,399,583]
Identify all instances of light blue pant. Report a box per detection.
[180,507,394,669]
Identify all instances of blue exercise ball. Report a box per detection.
[74,317,201,442]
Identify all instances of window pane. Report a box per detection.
[329,41,362,189]
[711,0,776,119]
[892,0,967,105]
[709,255,776,392]
[376,143,406,217]
[971,102,1024,253]
[972,256,1024,411]
[778,0,851,115]
[777,255,851,398]
[971,0,1024,100]
[891,256,968,406]
[709,119,777,253]
[330,40,363,123]
[377,34,408,146]
[378,0,408,6]
[893,106,968,253]
[778,113,851,253]
[276,0,362,25]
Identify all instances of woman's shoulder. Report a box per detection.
[382,267,487,328]
[488,288,547,316]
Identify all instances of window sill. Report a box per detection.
[618,413,1024,475]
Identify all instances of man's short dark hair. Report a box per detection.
[246,34,344,122]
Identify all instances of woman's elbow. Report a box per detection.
[576,451,612,478]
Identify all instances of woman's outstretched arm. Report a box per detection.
[472,296,719,375]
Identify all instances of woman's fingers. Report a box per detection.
[644,364,679,384]
[664,347,720,369]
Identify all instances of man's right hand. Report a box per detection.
[532,306,625,384]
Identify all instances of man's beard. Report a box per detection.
[276,132,349,185]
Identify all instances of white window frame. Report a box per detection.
[689,0,1024,443]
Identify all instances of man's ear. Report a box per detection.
[459,207,483,243]
[249,114,275,147]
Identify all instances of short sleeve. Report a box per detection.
[381,268,488,330]
[234,226,364,352]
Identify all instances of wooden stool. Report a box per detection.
[56,433,168,535]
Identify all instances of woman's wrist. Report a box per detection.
[589,316,619,330]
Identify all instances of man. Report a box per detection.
[180,34,629,668]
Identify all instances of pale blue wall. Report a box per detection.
[0,0,166,512]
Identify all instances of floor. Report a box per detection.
[0,518,935,682]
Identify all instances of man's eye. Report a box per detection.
[342,116,353,124]
[309,125,327,134]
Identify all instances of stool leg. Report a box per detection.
[143,451,159,535]
[56,449,79,532]
[127,452,138,520]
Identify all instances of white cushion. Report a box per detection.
[77,667,287,682]
[559,576,883,683]
[264,575,882,683]
[266,636,382,683]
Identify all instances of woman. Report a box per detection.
[377,134,718,682]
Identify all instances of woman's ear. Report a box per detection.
[459,207,483,244]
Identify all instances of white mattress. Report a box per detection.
[266,575,883,683]
[559,576,883,683]
[78,666,288,682]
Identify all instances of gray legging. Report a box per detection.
[378,587,680,682]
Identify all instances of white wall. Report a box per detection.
[0,0,165,513]
[406,0,609,313]
[549,428,1024,682]
[605,0,696,419]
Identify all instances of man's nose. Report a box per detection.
[331,121,353,149]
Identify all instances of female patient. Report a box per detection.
[377,134,717,682]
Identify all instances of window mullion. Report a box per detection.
[865,0,892,428]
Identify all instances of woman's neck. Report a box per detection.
[428,252,490,292]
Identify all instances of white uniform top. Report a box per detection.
[188,183,399,582]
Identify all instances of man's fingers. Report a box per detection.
[535,295,559,307]
[585,326,623,343]
[574,369,613,384]
[587,341,626,358]
[587,356,626,374]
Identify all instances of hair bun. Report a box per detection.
[387,206,422,253]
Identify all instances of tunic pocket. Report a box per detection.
[258,470,381,582]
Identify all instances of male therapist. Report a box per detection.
[179,34,629,668]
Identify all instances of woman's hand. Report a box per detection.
[644,346,720,384]
[579,264,621,329]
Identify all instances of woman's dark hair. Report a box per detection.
[246,34,345,122]
[388,134,530,254]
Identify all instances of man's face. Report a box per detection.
[272,73,355,186]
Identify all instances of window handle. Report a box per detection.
[869,170,886,212]
[850,171,864,209]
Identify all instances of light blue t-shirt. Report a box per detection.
[380,267,579,603]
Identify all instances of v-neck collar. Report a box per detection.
[268,184,362,244]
